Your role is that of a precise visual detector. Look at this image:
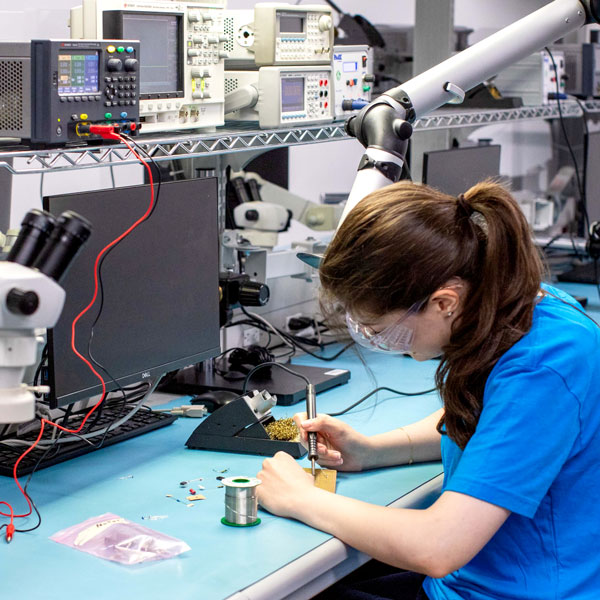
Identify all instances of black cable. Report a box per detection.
[233,311,355,361]
[327,385,438,417]
[545,47,589,233]
[242,361,311,394]
[82,135,163,446]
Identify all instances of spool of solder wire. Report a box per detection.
[221,476,261,527]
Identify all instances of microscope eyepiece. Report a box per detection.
[6,209,57,267]
[32,211,92,283]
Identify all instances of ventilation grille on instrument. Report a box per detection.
[225,77,238,95]
[224,17,234,52]
[0,59,24,132]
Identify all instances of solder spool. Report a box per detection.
[221,476,262,527]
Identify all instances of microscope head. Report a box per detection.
[0,210,91,423]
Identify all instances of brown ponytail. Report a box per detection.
[319,180,544,449]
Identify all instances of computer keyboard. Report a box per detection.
[0,405,177,476]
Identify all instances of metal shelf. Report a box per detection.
[0,122,349,175]
[0,101,587,174]
[413,100,583,131]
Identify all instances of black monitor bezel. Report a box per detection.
[102,9,184,100]
[43,179,221,408]
[422,144,502,196]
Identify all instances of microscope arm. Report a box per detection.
[340,0,599,224]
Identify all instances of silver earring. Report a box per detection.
[447,311,453,317]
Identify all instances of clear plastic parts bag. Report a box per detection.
[50,513,191,565]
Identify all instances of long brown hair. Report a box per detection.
[319,180,544,449]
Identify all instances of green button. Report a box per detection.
[363,85,371,92]
[117,46,125,53]
[104,112,112,119]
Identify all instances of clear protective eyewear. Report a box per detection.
[345,299,426,354]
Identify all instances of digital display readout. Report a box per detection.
[281,77,305,113]
[279,14,304,34]
[58,53,99,95]
[343,61,358,73]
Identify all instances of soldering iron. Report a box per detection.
[306,383,318,476]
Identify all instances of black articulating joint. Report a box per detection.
[344,89,415,184]
[581,0,600,23]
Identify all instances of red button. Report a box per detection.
[319,80,323,86]
[324,101,328,108]
[325,80,328,86]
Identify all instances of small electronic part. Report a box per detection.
[332,45,373,119]
[225,66,334,128]
[70,0,227,133]
[165,494,195,507]
[179,477,203,488]
[492,50,566,105]
[0,39,140,145]
[224,3,333,68]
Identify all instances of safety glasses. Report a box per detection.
[345,299,426,354]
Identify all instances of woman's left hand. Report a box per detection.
[257,451,315,519]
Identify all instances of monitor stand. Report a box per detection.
[158,363,351,406]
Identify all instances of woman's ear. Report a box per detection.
[430,287,462,318]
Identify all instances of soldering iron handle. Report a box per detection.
[306,384,318,461]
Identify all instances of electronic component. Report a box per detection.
[0,39,140,146]
[70,0,226,133]
[332,45,373,119]
[225,66,334,128]
[492,50,566,105]
[223,3,333,68]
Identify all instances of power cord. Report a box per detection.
[327,385,438,417]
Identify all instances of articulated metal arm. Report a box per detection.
[339,0,599,225]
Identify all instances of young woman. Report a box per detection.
[256,181,600,599]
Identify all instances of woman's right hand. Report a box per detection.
[293,413,372,471]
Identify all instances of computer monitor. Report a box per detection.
[103,10,184,99]
[585,131,600,226]
[422,144,502,196]
[43,178,220,408]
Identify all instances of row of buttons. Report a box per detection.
[104,99,137,107]
[60,95,101,103]
[107,45,135,54]
[105,75,137,83]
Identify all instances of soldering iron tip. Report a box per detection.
[311,458,316,477]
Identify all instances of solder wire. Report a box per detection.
[221,477,261,527]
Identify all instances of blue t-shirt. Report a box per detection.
[424,286,600,600]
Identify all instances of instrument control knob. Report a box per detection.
[124,58,138,72]
[318,14,332,32]
[238,281,270,307]
[107,58,123,72]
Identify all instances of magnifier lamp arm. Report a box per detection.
[341,0,597,224]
